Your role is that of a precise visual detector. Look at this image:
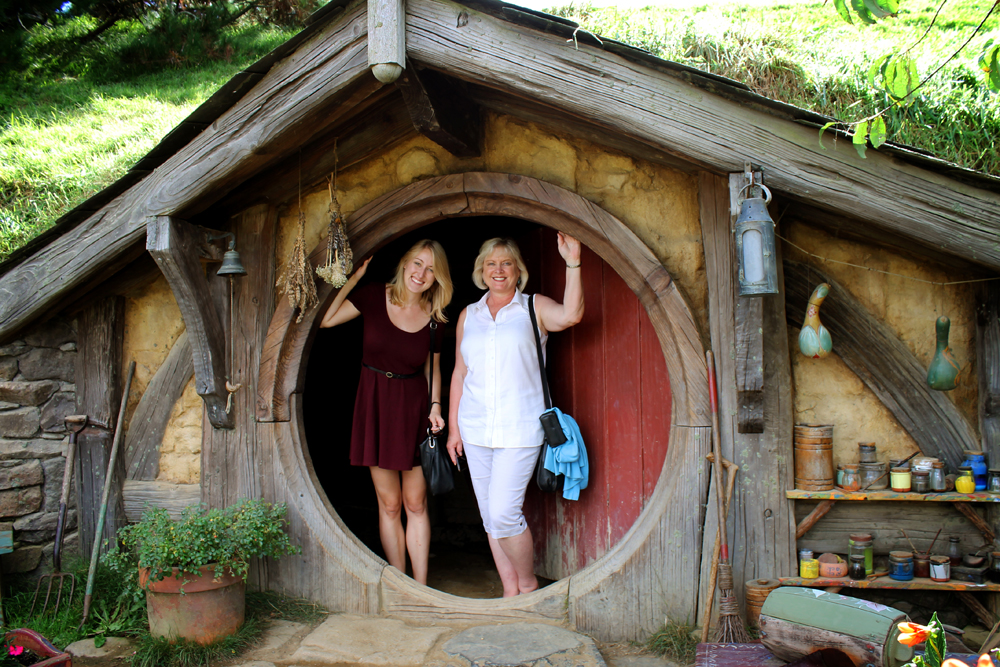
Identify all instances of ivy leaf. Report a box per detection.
[850,0,877,24]
[869,116,887,149]
[833,0,853,23]
[853,120,869,158]
[868,53,890,87]
[863,0,893,19]
[980,41,1000,93]
[884,56,920,101]
[818,121,838,150]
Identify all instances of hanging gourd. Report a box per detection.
[798,283,833,359]
[276,209,318,324]
[927,316,961,391]
[315,176,353,288]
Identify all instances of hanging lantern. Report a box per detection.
[734,182,779,296]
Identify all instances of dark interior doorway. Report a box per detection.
[302,216,548,597]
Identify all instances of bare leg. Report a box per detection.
[488,536,520,597]
[401,467,430,585]
[370,467,406,574]
[497,527,538,595]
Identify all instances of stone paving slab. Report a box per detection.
[246,619,310,658]
[442,622,606,667]
[286,614,448,666]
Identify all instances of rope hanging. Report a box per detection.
[315,173,353,287]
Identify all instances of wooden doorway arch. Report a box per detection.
[257,172,711,639]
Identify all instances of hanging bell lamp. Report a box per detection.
[734,182,778,296]
[212,233,247,277]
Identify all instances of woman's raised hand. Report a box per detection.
[556,232,581,265]
[446,431,464,465]
[351,256,373,282]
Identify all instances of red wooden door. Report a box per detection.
[520,231,672,580]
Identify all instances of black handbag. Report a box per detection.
[419,322,454,495]
[528,296,563,493]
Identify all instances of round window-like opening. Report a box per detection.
[301,216,672,597]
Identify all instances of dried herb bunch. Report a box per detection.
[276,210,318,323]
[315,182,352,288]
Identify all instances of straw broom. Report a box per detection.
[699,452,738,644]
[706,350,751,643]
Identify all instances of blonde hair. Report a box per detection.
[388,240,453,323]
[472,238,529,291]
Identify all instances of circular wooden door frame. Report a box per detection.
[257,172,710,622]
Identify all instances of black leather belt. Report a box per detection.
[363,364,419,379]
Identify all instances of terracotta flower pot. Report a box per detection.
[139,564,245,645]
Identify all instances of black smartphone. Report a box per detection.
[539,409,567,446]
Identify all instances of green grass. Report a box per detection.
[646,618,700,665]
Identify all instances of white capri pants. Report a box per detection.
[463,443,542,539]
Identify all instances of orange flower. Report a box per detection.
[977,654,995,667]
[897,621,932,647]
[942,659,971,667]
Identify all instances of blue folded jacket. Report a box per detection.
[542,407,589,501]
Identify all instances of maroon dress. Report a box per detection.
[348,283,443,470]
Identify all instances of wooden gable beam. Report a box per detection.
[978,282,1000,464]
[396,64,481,157]
[784,259,979,468]
[0,4,371,343]
[405,0,1000,271]
[146,217,233,429]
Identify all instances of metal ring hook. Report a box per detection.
[737,182,772,205]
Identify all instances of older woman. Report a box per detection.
[321,239,453,585]
[446,233,584,596]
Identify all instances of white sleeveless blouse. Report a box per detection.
[458,290,546,449]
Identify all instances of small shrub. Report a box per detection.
[647,619,699,666]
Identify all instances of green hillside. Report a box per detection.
[0,0,996,262]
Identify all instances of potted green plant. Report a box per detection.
[105,498,300,645]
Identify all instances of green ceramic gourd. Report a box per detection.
[927,316,961,391]
[798,283,833,359]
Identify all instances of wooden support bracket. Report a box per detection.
[954,502,996,545]
[146,216,234,429]
[729,170,764,434]
[795,499,838,540]
[396,63,481,158]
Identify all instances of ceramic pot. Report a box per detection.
[139,564,245,645]
[798,283,833,359]
[927,316,961,391]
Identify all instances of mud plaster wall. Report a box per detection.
[784,222,979,466]
[275,112,707,332]
[122,276,202,483]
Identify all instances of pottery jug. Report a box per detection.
[798,283,833,359]
[927,316,961,391]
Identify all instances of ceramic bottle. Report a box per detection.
[927,316,961,391]
[798,283,833,359]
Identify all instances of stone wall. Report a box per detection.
[0,318,78,575]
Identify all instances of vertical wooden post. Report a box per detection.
[368,0,406,82]
[698,171,795,624]
[732,171,765,434]
[74,296,125,560]
[976,282,1000,615]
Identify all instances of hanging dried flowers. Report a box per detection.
[315,176,353,288]
[276,210,318,323]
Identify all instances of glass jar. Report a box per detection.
[800,558,819,579]
[889,551,914,581]
[948,536,963,567]
[929,462,947,492]
[912,470,931,494]
[914,552,930,578]
[859,462,887,490]
[849,533,874,576]
[798,548,814,562]
[849,554,866,580]
[961,450,988,491]
[891,467,912,492]
[988,470,1000,495]
[930,555,951,581]
[956,467,976,494]
[841,464,860,491]
[858,442,878,463]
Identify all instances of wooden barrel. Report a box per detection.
[745,579,780,628]
[794,424,834,490]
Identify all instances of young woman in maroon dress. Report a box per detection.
[320,240,453,584]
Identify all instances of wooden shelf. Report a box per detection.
[779,575,1000,591]
[787,489,1000,502]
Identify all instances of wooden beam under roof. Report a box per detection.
[395,63,481,157]
[0,4,372,343]
[406,0,1000,271]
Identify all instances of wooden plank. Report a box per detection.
[954,502,996,543]
[794,499,982,555]
[978,282,1000,469]
[958,591,998,628]
[74,297,125,560]
[787,489,1000,502]
[123,332,194,480]
[0,5,372,343]
[697,171,796,622]
[406,0,1000,270]
[730,172,765,434]
[779,576,1000,591]
[122,480,201,521]
[203,205,278,513]
[368,0,406,74]
[147,216,232,430]
[784,260,979,469]
[395,64,480,157]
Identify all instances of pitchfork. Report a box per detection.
[31,415,86,616]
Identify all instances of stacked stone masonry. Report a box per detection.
[0,318,78,575]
